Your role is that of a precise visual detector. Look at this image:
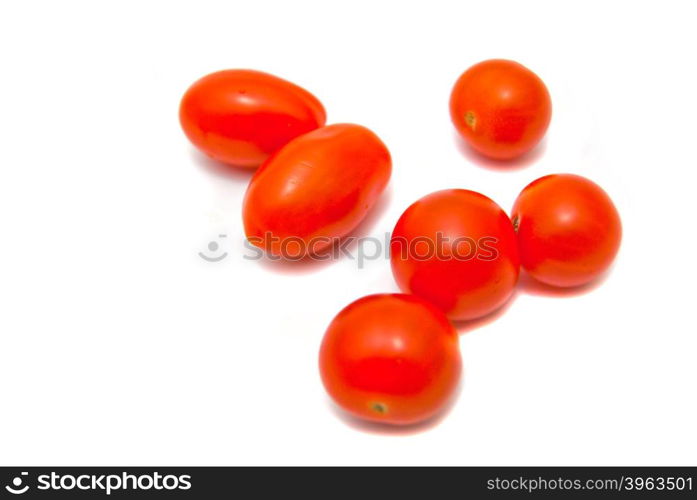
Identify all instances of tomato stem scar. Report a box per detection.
[371,402,388,414]
[465,111,477,130]
[512,215,519,233]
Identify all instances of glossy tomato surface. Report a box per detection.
[391,189,519,321]
[450,59,551,160]
[319,294,461,425]
[179,69,326,168]
[512,174,622,287]
[243,123,391,258]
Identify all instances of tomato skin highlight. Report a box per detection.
[449,59,551,160]
[512,174,622,288]
[179,69,326,168]
[243,123,391,258]
[390,190,520,321]
[319,294,462,425]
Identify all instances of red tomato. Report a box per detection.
[319,294,461,425]
[179,69,326,168]
[511,174,622,287]
[450,59,551,160]
[390,190,519,321]
[243,123,391,258]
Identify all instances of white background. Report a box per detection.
[1,0,695,466]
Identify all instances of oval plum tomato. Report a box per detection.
[179,69,326,168]
[243,123,391,258]
[319,294,461,425]
[390,189,519,321]
[511,174,622,288]
[449,59,551,160]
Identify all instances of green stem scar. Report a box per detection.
[371,402,388,414]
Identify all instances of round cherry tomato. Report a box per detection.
[243,123,391,258]
[390,189,519,321]
[450,59,551,160]
[179,69,326,168]
[319,294,461,425]
[511,174,622,287]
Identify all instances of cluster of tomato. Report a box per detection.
[180,60,622,427]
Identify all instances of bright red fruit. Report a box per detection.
[243,123,391,258]
[450,59,551,160]
[319,294,461,425]
[390,189,520,321]
[179,69,326,168]
[512,174,622,287]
